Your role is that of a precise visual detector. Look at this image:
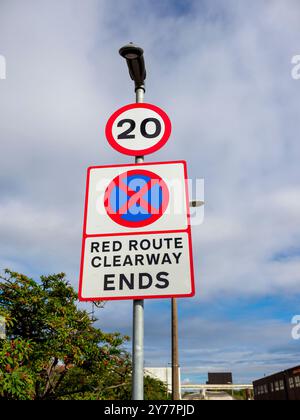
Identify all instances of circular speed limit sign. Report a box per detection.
[105,103,172,156]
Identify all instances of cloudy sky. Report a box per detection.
[0,0,300,384]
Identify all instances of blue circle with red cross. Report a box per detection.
[104,169,169,228]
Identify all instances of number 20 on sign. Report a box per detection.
[105,103,172,156]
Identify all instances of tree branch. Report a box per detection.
[42,357,58,398]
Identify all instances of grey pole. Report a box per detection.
[118,43,147,400]
[136,86,145,105]
[172,200,204,400]
[132,84,145,400]
[171,297,180,400]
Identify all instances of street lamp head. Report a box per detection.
[119,43,144,60]
[119,43,146,90]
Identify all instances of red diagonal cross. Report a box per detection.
[116,176,161,215]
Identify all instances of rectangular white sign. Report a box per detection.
[85,161,189,235]
[78,161,195,301]
[79,232,194,300]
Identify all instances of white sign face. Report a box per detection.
[105,103,172,156]
[85,161,189,235]
[79,160,195,301]
[79,232,194,301]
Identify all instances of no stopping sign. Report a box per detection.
[105,103,172,156]
[104,169,170,228]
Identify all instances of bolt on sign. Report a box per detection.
[78,161,195,301]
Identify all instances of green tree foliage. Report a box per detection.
[0,270,168,400]
[144,375,171,400]
[0,270,130,399]
[232,389,248,400]
[0,338,35,400]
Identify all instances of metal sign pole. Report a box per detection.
[172,297,180,400]
[132,84,145,400]
[171,201,203,400]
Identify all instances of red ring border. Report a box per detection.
[104,169,170,229]
[105,103,172,156]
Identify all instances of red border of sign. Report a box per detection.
[105,103,172,156]
[78,161,195,302]
[104,169,170,228]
